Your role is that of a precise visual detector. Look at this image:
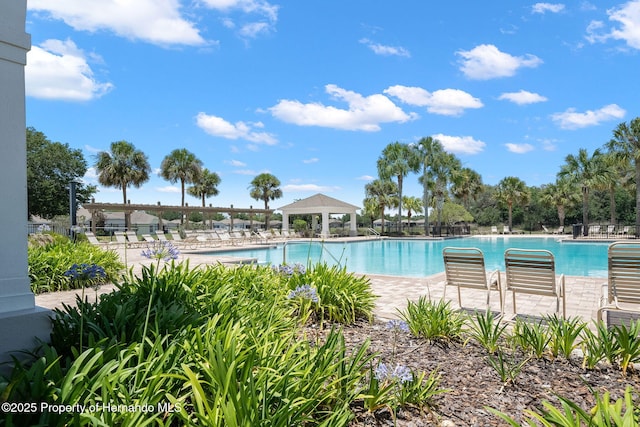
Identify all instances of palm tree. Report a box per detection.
[95,140,151,229]
[249,173,282,229]
[160,148,203,224]
[377,142,420,233]
[607,117,640,237]
[187,168,221,207]
[451,167,483,209]
[430,152,461,235]
[364,179,399,234]
[402,195,423,233]
[599,152,632,225]
[414,137,444,235]
[539,178,580,227]
[495,176,530,232]
[188,168,221,229]
[558,148,606,236]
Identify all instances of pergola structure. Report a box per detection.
[279,194,359,238]
[82,201,273,232]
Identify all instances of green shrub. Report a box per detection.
[400,297,465,343]
[286,263,376,324]
[27,237,123,294]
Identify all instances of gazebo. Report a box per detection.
[279,194,359,238]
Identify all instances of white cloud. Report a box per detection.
[432,134,486,155]
[269,84,417,131]
[226,159,247,167]
[608,1,640,49]
[532,3,565,14]
[541,139,558,151]
[359,38,411,57]
[233,169,260,175]
[28,0,205,46]
[200,0,279,39]
[384,85,483,116]
[357,175,375,181]
[498,90,548,105]
[84,144,102,153]
[303,158,319,164]
[585,2,640,49]
[157,186,180,193]
[26,39,113,101]
[457,44,543,80]
[196,113,277,145]
[505,143,534,153]
[283,184,339,192]
[83,167,98,180]
[551,104,626,129]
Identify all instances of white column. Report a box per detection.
[0,1,52,367]
[349,210,358,236]
[282,212,289,232]
[321,211,330,238]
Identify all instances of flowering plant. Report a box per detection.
[141,241,180,265]
[64,263,107,291]
[287,284,320,324]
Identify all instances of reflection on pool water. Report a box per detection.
[209,237,612,278]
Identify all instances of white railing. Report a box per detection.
[366,228,380,238]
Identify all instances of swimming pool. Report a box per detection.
[209,237,612,278]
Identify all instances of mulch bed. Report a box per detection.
[311,320,639,426]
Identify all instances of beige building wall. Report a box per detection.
[0,0,52,366]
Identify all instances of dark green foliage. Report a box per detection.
[27,236,123,294]
[26,127,96,219]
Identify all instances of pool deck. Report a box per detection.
[35,234,626,325]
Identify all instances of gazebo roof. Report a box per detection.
[278,193,359,214]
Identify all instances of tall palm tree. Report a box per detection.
[607,117,640,237]
[249,173,282,229]
[188,168,221,229]
[451,167,483,209]
[599,152,632,225]
[160,148,203,224]
[414,137,444,235]
[402,195,423,233]
[558,148,606,236]
[95,140,151,229]
[495,176,530,232]
[539,178,580,227]
[430,152,461,234]
[187,168,221,207]
[377,142,420,233]
[364,179,399,234]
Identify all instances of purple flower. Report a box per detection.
[64,263,107,290]
[374,362,413,384]
[141,241,180,262]
[386,319,410,333]
[287,284,319,303]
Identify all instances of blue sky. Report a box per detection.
[25,1,640,213]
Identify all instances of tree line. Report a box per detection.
[26,128,283,229]
[363,117,640,237]
[27,117,639,236]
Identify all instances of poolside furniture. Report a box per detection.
[113,231,139,248]
[541,225,551,234]
[618,226,631,237]
[442,247,503,314]
[504,248,566,319]
[597,242,640,326]
[84,231,115,247]
[588,225,601,237]
[553,226,564,235]
[490,226,498,234]
[606,225,616,237]
[155,232,169,242]
[503,226,510,234]
[141,234,156,244]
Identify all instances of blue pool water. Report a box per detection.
[210,237,612,278]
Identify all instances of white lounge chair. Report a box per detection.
[504,248,566,319]
[442,247,502,313]
[598,242,640,326]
